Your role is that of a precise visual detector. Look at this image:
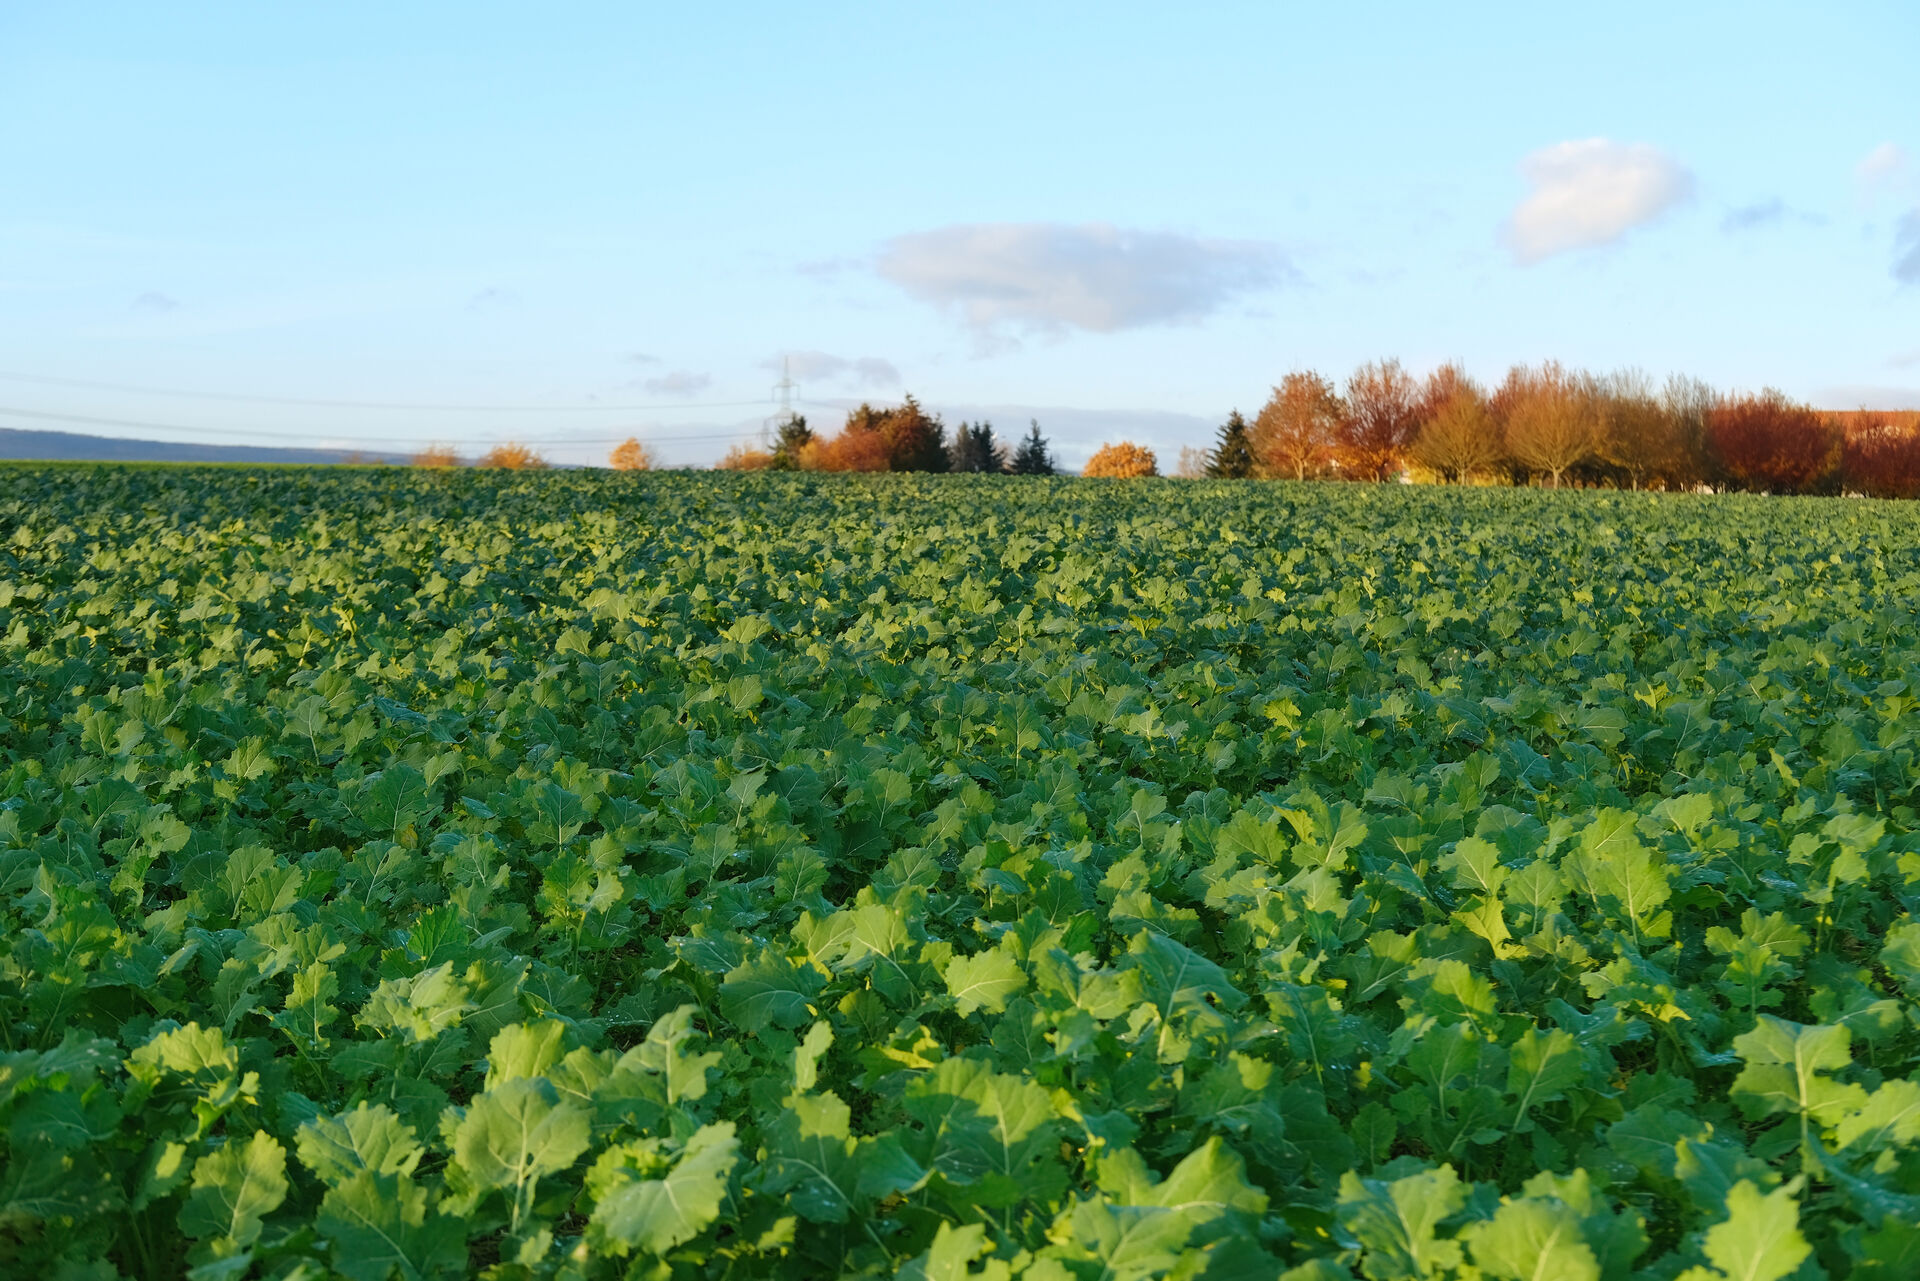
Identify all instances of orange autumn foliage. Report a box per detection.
[609,437,656,471]
[476,442,548,469]
[1708,392,1841,494]
[411,444,462,468]
[1082,441,1159,478]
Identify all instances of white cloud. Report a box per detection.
[1890,348,1920,369]
[626,352,662,366]
[762,351,900,387]
[1859,142,1910,192]
[131,291,178,312]
[877,222,1287,337]
[1503,139,1694,264]
[641,369,711,396]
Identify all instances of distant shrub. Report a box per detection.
[1083,441,1159,478]
[609,437,656,471]
[716,443,773,470]
[476,442,548,470]
[411,444,462,468]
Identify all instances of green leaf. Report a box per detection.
[484,1020,568,1089]
[1506,1027,1588,1128]
[1730,1016,1865,1126]
[1699,1180,1810,1281]
[1464,1196,1599,1281]
[296,1102,424,1188]
[1149,1136,1268,1220]
[898,1054,1062,1207]
[316,1171,468,1281]
[945,947,1026,1016]
[450,1077,592,1230]
[1880,920,1920,993]
[757,1091,861,1223]
[1834,1078,1920,1153]
[588,1121,739,1256]
[1438,836,1507,896]
[899,1221,1011,1281]
[1336,1163,1466,1280]
[793,1020,832,1093]
[617,1004,721,1105]
[178,1130,288,1251]
[356,963,472,1044]
[719,952,823,1033]
[356,764,435,838]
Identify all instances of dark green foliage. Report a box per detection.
[1206,409,1256,478]
[1009,420,1056,475]
[948,421,1006,473]
[2,466,1919,1280]
[769,414,813,470]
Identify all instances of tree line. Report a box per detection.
[405,366,1920,498]
[1195,360,1920,498]
[718,397,1059,475]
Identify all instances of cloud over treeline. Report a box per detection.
[1504,139,1694,263]
[877,222,1288,338]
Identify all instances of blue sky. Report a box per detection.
[1,1,1916,465]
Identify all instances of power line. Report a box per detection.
[0,370,776,414]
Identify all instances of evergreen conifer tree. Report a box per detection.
[1010,420,1056,475]
[1205,410,1255,478]
[769,414,813,470]
[950,420,1007,472]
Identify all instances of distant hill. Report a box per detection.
[0,427,408,464]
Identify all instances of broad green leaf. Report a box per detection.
[1336,1163,1466,1280]
[588,1122,739,1256]
[296,1102,423,1188]
[618,1004,721,1105]
[757,1091,861,1223]
[316,1171,468,1281]
[899,1221,1011,1281]
[356,963,472,1044]
[719,952,823,1033]
[450,1077,592,1229]
[1833,1078,1920,1153]
[484,1020,567,1089]
[1730,1016,1865,1126]
[1150,1136,1268,1220]
[1699,1180,1810,1281]
[1506,1027,1587,1127]
[178,1130,288,1250]
[945,947,1026,1016]
[1464,1197,1600,1281]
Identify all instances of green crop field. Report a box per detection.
[4,465,1919,1281]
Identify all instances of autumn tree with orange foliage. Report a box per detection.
[1707,391,1841,494]
[716,443,773,470]
[1082,441,1158,478]
[1251,371,1343,480]
[411,444,461,467]
[476,442,548,469]
[1839,412,1920,498]
[1337,359,1420,480]
[1496,362,1604,488]
[1409,365,1501,482]
[801,396,950,472]
[609,437,656,470]
[1841,414,1920,498]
